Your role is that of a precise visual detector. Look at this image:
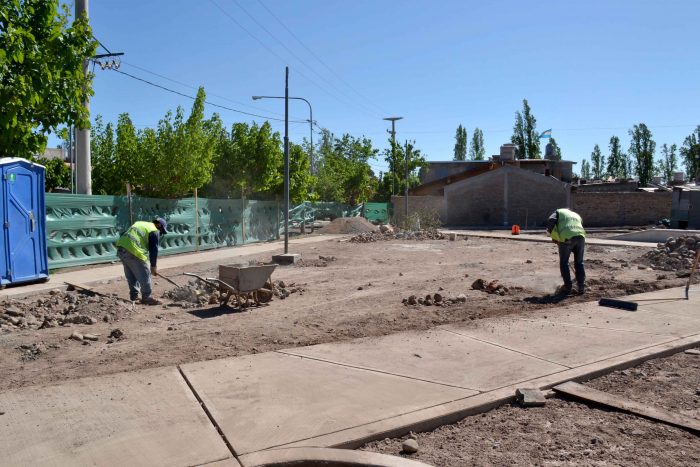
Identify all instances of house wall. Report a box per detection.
[443,166,569,227]
[571,192,672,227]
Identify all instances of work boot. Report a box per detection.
[557,284,573,295]
[576,283,586,295]
[141,296,161,306]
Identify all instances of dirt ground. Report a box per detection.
[361,349,700,466]
[0,234,693,392]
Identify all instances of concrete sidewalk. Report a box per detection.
[1,285,698,466]
[0,234,344,300]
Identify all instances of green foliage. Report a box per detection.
[0,0,96,158]
[590,144,605,179]
[511,99,540,159]
[28,155,69,191]
[375,139,427,202]
[657,143,678,183]
[580,159,591,180]
[680,126,700,181]
[547,138,562,160]
[469,127,485,160]
[206,120,282,199]
[315,132,378,205]
[91,88,222,197]
[628,123,656,186]
[288,142,315,204]
[606,136,627,179]
[453,124,467,161]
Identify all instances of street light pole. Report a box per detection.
[252,95,314,173]
[383,117,403,196]
[284,67,289,254]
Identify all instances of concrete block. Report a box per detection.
[516,388,546,407]
[272,253,301,264]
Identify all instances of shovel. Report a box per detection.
[158,272,182,289]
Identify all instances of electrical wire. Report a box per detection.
[109,68,307,123]
[231,0,383,119]
[257,0,386,117]
[208,0,379,119]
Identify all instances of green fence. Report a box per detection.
[45,195,390,270]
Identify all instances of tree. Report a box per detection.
[547,137,562,160]
[375,138,426,202]
[590,144,605,179]
[0,0,96,158]
[511,99,540,159]
[606,136,626,179]
[657,143,678,183]
[286,142,315,204]
[580,159,591,180]
[206,121,282,199]
[680,126,700,181]
[315,133,378,205]
[453,124,467,161]
[469,128,485,160]
[628,123,656,186]
[90,116,118,194]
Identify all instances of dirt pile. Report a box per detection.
[321,217,378,234]
[270,280,305,299]
[637,235,700,271]
[162,278,303,306]
[350,229,445,243]
[0,289,130,333]
[402,292,468,307]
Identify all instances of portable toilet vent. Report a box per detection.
[0,158,49,287]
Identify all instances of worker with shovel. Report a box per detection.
[547,208,587,295]
[116,218,168,305]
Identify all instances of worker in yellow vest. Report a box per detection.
[116,218,168,305]
[547,208,586,295]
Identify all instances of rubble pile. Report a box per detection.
[269,280,305,299]
[471,278,509,295]
[350,226,445,243]
[638,235,700,271]
[402,292,468,307]
[163,278,220,307]
[0,289,127,333]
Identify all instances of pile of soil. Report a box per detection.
[321,217,378,234]
[402,292,467,307]
[162,278,303,306]
[350,229,445,243]
[637,234,700,271]
[0,289,132,333]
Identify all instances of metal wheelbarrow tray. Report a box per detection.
[185,264,277,308]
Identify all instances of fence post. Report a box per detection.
[242,196,247,244]
[194,188,199,252]
[126,181,133,225]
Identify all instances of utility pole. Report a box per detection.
[75,0,91,194]
[383,117,403,196]
[404,140,409,224]
[284,66,289,254]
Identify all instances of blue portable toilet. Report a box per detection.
[0,158,49,287]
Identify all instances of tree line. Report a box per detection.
[89,87,427,204]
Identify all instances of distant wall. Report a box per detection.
[571,192,672,227]
[391,195,446,225]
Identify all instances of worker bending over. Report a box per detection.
[116,218,168,305]
[547,208,586,295]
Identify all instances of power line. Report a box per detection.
[109,68,307,123]
[257,0,386,117]
[208,0,379,119]
[231,0,383,118]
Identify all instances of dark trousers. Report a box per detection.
[558,235,585,287]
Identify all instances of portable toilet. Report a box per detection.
[0,158,49,287]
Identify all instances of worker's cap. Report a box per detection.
[155,217,169,234]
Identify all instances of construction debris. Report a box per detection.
[638,235,700,272]
[350,229,445,243]
[402,291,468,306]
[516,388,547,407]
[471,279,509,295]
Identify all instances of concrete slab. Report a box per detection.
[609,229,700,243]
[444,317,676,367]
[239,447,433,467]
[180,352,474,456]
[280,329,567,391]
[443,229,657,248]
[0,366,233,467]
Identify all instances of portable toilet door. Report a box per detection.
[0,158,49,286]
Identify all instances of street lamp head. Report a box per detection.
[383,117,403,122]
[251,96,263,100]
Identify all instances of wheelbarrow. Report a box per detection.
[184,264,277,308]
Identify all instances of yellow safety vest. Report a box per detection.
[550,209,586,243]
[116,221,158,262]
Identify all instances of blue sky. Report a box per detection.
[61,0,700,175]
